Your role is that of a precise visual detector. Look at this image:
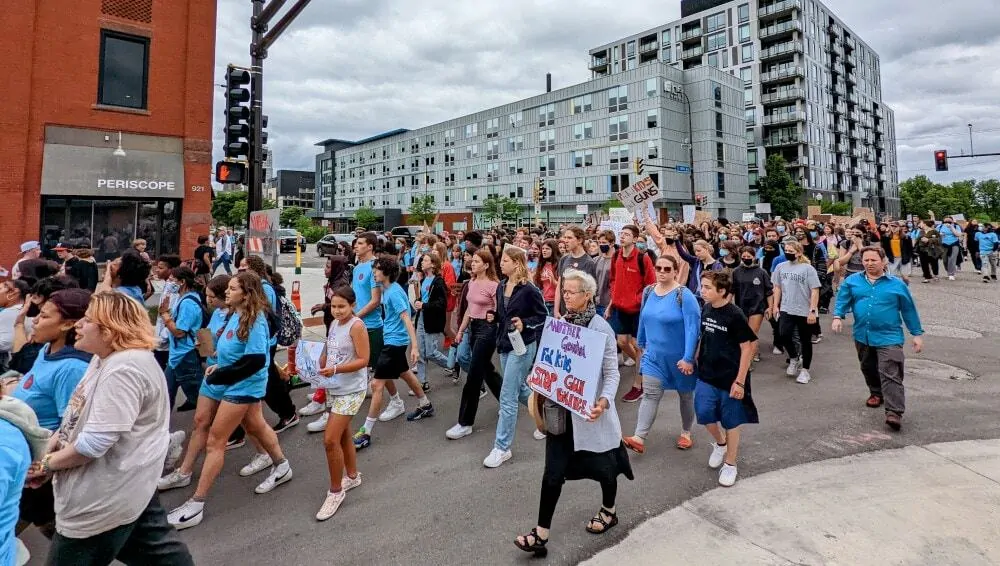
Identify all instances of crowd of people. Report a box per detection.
[0,209,937,563]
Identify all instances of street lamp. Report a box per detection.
[968,123,974,157]
[666,82,696,205]
[112,131,127,157]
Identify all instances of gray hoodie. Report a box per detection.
[0,394,51,460]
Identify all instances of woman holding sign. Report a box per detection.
[515,269,632,558]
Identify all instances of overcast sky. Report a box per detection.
[213,0,1000,186]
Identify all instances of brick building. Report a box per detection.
[1,0,217,268]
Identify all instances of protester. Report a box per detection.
[12,242,42,280]
[914,219,943,283]
[212,228,233,275]
[533,239,560,314]
[606,225,655,403]
[0,280,30,371]
[97,249,150,304]
[553,227,597,318]
[938,216,963,280]
[63,246,99,292]
[771,240,821,384]
[159,266,205,411]
[412,253,450,391]
[976,224,998,282]
[8,276,80,376]
[1,394,46,566]
[193,235,215,282]
[833,247,924,431]
[151,255,183,371]
[732,247,773,363]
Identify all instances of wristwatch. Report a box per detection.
[41,454,53,474]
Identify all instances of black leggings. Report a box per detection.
[779,313,813,369]
[918,252,939,280]
[537,419,618,530]
[264,344,295,420]
[457,319,502,426]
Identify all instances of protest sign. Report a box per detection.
[682,204,696,224]
[807,205,822,218]
[742,212,755,222]
[576,204,589,215]
[294,340,333,388]
[617,176,659,211]
[755,203,772,214]
[694,210,713,226]
[527,317,605,419]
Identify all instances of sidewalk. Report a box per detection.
[582,439,1000,566]
[276,265,327,330]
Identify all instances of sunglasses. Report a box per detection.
[655,266,673,273]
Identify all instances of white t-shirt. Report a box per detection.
[53,349,169,538]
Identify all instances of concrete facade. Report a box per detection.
[589,0,900,217]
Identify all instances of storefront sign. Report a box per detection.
[527,317,605,419]
[41,143,184,199]
[96,179,177,191]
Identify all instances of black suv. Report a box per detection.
[389,226,424,245]
[278,229,306,253]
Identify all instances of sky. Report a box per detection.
[213,0,1000,187]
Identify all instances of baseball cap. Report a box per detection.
[53,242,70,251]
[20,241,40,254]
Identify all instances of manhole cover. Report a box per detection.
[920,325,983,340]
[908,359,976,381]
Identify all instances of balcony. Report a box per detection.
[680,28,703,41]
[845,51,856,66]
[835,142,849,154]
[874,140,885,149]
[874,106,883,118]
[848,110,860,122]
[761,65,803,83]
[759,20,802,40]
[639,41,658,54]
[758,0,802,20]
[827,24,840,37]
[826,41,843,57]
[763,133,801,147]
[851,166,862,176]
[845,71,857,84]
[845,36,857,50]
[878,173,887,182]
[760,41,803,60]
[785,158,804,167]
[838,162,851,173]
[877,155,886,165]
[852,147,863,158]
[761,111,804,125]
[830,103,847,115]
[589,57,609,71]
[761,87,804,104]
[680,45,704,59]
[848,128,860,139]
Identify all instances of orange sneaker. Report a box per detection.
[676,433,693,450]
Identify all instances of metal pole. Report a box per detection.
[248,0,264,221]
[683,91,695,206]
[968,123,974,157]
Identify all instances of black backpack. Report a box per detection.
[177,294,211,330]
[613,247,647,280]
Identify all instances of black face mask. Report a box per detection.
[26,302,40,318]
[599,244,610,253]
[664,238,676,245]
[742,258,754,266]
[785,253,797,262]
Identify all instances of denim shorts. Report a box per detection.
[694,379,753,429]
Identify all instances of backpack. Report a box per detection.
[612,247,647,283]
[177,294,211,329]
[640,284,685,314]
[276,294,303,347]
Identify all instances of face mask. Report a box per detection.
[459,242,466,252]
[777,226,786,234]
[589,253,599,259]
[979,227,985,232]
[164,281,180,295]
[664,237,675,245]
[719,234,728,241]
[636,243,647,251]
[395,243,403,251]
[26,302,40,318]
[420,246,429,253]
[906,224,912,229]
[785,252,797,262]
[810,231,818,239]
[742,258,754,267]
[719,249,730,257]
[599,244,610,253]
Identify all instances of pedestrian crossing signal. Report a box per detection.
[216,161,246,185]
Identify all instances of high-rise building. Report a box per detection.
[313,63,750,230]
[267,170,315,211]
[589,0,899,217]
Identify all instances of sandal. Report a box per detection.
[586,507,619,534]
[866,395,883,408]
[622,436,645,454]
[676,433,693,450]
[514,528,548,557]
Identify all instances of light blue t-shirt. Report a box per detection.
[205,308,231,366]
[0,419,30,566]
[976,231,998,254]
[118,285,145,304]
[211,311,271,399]
[381,283,411,346]
[420,275,434,303]
[352,260,383,329]
[262,280,278,347]
[168,292,203,367]
[938,222,961,245]
[11,344,90,430]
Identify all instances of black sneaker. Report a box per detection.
[446,367,459,384]
[226,437,246,451]
[406,403,435,421]
[422,381,431,393]
[818,307,829,315]
[272,415,300,433]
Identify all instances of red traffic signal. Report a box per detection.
[215,161,246,185]
[934,150,948,172]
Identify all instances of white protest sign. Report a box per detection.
[682,204,696,224]
[527,317,606,419]
[952,213,966,222]
[294,340,334,388]
[617,176,659,211]
[755,203,772,214]
[576,204,589,215]
[742,212,755,222]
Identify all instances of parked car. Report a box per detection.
[389,226,425,245]
[278,229,307,253]
[315,233,356,256]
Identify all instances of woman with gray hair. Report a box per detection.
[514,268,633,557]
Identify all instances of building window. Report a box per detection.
[538,155,556,176]
[716,142,725,167]
[572,95,593,114]
[714,85,723,108]
[508,159,524,175]
[744,87,753,106]
[747,149,757,167]
[608,85,628,112]
[572,150,594,168]
[662,47,671,63]
[507,136,525,151]
[509,112,523,128]
[609,115,629,141]
[444,129,455,146]
[662,29,671,45]
[486,163,499,182]
[486,140,500,160]
[741,44,753,62]
[706,12,726,32]
[739,67,752,83]
[465,144,478,159]
[538,129,555,152]
[609,144,630,170]
[98,30,149,109]
[485,117,500,137]
[573,122,594,140]
[745,108,756,125]
[707,31,727,51]
[716,111,724,136]
[647,109,658,128]
[645,78,658,98]
[717,172,726,198]
[708,52,719,68]
[739,24,751,43]
[738,3,750,22]
[647,141,659,159]
[537,104,555,126]
[465,123,478,138]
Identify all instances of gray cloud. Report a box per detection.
[213,0,1000,187]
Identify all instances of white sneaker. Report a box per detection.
[254,460,293,494]
[948,275,955,281]
[315,489,346,521]
[623,357,636,367]
[378,399,406,422]
[708,442,727,469]
[772,346,782,355]
[786,357,802,377]
[796,368,812,384]
[445,424,473,439]
[157,469,192,491]
[167,499,204,530]
[483,448,512,468]
[164,430,186,471]
[718,463,738,487]
[298,400,325,417]
[341,472,363,492]
[306,412,329,433]
[239,453,273,477]
[532,429,547,441]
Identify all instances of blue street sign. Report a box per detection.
[675,165,691,173]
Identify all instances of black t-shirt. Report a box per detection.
[194,245,215,274]
[698,302,757,389]
[732,265,772,316]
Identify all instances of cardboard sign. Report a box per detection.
[807,205,822,218]
[682,204,696,224]
[694,210,713,226]
[527,317,606,419]
[742,212,756,222]
[293,340,330,388]
[755,203,772,214]
[618,176,659,211]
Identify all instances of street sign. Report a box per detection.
[675,165,691,173]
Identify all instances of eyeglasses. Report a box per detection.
[655,266,673,273]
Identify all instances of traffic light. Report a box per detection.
[633,158,644,176]
[215,161,246,185]
[934,150,948,172]
[224,65,251,158]
[537,178,546,202]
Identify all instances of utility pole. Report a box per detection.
[968,123,974,158]
[673,87,696,205]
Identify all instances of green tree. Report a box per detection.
[230,201,248,228]
[974,179,1000,221]
[408,194,437,226]
[600,197,621,214]
[808,198,852,216]
[280,206,306,228]
[355,206,379,229]
[757,154,804,219]
[302,225,327,243]
[482,196,521,226]
[211,191,246,227]
[899,176,975,219]
[294,217,313,234]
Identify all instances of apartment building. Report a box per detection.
[266,169,316,211]
[589,0,899,217]
[313,62,750,230]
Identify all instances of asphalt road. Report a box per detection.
[22,269,1000,566]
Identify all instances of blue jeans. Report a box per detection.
[165,349,204,410]
[415,316,449,383]
[453,329,472,373]
[212,252,232,275]
[494,341,538,451]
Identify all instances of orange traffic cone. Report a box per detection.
[291,281,302,313]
